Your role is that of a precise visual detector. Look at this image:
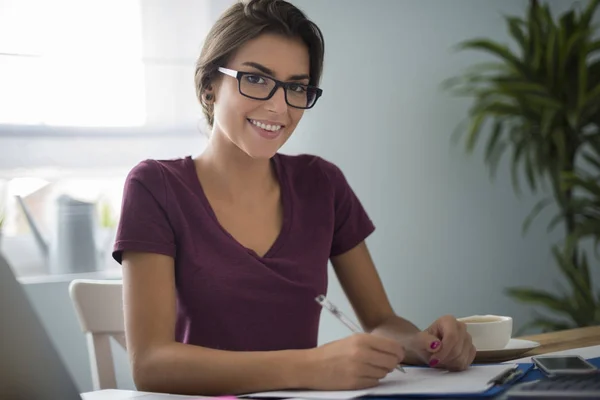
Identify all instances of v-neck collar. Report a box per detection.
[186,153,292,259]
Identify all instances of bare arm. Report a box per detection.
[331,241,425,365]
[122,251,311,395]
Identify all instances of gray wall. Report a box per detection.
[13,0,599,394]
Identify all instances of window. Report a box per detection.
[0,0,146,127]
[0,0,212,279]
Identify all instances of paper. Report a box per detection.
[244,364,516,399]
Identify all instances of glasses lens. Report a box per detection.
[286,84,319,109]
[239,74,276,99]
[239,73,319,109]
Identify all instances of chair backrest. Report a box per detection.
[68,279,125,390]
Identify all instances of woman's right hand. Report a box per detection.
[301,333,405,390]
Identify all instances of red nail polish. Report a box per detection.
[430,341,440,350]
[429,358,439,367]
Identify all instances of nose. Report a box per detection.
[265,85,288,113]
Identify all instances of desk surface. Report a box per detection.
[82,327,600,400]
[517,325,600,356]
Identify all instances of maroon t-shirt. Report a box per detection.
[113,153,375,351]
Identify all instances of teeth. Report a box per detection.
[250,119,282,132]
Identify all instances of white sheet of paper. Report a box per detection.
[244,364,516,399]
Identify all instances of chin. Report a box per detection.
[243,146,280,160]
[240,126,289,159]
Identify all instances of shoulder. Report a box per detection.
[126,157,191,187]
[123,157,193,204]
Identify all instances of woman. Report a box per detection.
[113,0,475,396]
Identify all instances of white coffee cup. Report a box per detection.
[457,315,513,350]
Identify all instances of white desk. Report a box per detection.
[81,345,600,400]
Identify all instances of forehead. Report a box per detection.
[228,33,310,79]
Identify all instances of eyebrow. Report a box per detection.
[241,61,310,82]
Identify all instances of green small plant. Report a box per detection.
[444,0,600,332]
[98,200,117,229]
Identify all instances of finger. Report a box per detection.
[431,319,464,363]
[355,377,380,389]
[428,330,457,365]
[408,331,442,355]
[363,334,405,359]
[467,343,477,366]
[447,335,466,366]
[363,351,402,372]
[359,362,394,380]
[444,335,472,371]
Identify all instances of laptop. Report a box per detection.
[0,252,201,400]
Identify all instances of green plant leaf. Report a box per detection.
[578,41,588,114]
[466,112,486,152]
[505,287,574,316]
[506,16,527,54]
[546,19,558,88]
[510,136,528,195]
[487,141,508,180]
[562,172,600,196]
[582,151,600,172]
[552,129,567,167]
[450,118,469,146]
[524,151,538,192]
[516,318,573,335]
[551,246,596,325]
[584,82,600,110]
[455,39,527,75]
[547,212,564,233]
[540,109,558,137]
[523,197,553,234]
[580,0,600,29]
[529,3,544,71]
[485,120,504,164]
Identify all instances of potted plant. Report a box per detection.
[444,0,600,332]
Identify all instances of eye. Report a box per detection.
[288,83,307,93]
[244,74,266,85]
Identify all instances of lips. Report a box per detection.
[247,118,284,140]
[248,118,284,132]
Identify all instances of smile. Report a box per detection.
[248,119,283,132]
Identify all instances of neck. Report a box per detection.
[195,129,276,199]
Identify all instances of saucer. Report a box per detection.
[474,339,540,363]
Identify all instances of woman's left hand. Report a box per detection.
[409,315,476,371]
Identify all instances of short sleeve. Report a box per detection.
[319,159,375,257]
[112,160,176,264]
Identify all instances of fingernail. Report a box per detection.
[430,341,440,350]
[429,358,439,367]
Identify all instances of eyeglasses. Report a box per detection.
[217,67,323,109]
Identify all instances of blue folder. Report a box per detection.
[366,356,600,399]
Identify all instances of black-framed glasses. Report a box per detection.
[218,67,323,109]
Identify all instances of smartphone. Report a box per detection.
[532,355,597,376]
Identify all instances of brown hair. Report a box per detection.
[194,0,325,127]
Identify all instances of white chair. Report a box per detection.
[68,279,125,390]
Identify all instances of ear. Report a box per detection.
[203,85,215,104]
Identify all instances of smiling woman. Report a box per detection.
[112,0,475,397]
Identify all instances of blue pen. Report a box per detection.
[315,295,406,373]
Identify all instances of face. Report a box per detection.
[209,33,311,159]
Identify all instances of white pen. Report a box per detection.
[315,294,406,373]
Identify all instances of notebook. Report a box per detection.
[243,363,534,399]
